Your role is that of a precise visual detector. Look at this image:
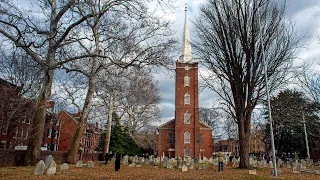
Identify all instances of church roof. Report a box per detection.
[158,119,175,129]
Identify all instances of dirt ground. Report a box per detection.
[0,163,319,180]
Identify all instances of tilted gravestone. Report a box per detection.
[61,163,68,171]
[162,156,168,168]
[46,161,57,175]
[34,160,45,175]
[44,155,54,169]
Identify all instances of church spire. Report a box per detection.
[179,3,192,63]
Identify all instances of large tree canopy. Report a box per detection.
[264,90,320,159]
[194,0,299,168]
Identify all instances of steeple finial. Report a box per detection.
[179,3,192,63]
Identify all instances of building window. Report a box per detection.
[184,131,190,144]
[184,76,190,86]
[168,132,174,144]
[87,133,92,138]
[184,93,190,105]
[199,134,203,145]
[184,112,190,124]
[26,118,31,124]
[184,148,190,156]
[48,128,52,137]
[19,129,23,138]
[1,121,7,134]
[13,128,18,138]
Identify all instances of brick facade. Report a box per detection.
[158,62,213,159]
[58,110,102,153]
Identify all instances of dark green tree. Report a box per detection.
[97,112,140,155]
[264,90,320,159]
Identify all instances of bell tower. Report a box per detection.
[174,3,200,158]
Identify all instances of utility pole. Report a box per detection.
[302,113,310,159]
[256,2,277,176]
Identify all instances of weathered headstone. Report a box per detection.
[249,169,256,175]
[306,159,313,167]
[182,165,188,172]
[136,164,142,167]
[87,161,94,168]
[46,161,57,175]
[45,155,54,169]
[76,160,83,167]
[61,163,68,171]
[34,160,45,175]
[315,170,320,175]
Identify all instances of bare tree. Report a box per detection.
[0,0,119,165]
[294,62,320,103]
[194,0,299,168]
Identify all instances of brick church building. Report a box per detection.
[157,5,213,159]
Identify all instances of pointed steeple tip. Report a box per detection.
[179,3,192,63]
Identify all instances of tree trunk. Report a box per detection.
[24,70,53,165]
[67,30,99,163]
[103,95,113,158]
[238,115,251,168]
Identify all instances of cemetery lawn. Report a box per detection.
[0,164,319,180]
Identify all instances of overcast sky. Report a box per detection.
[154,0,320,126]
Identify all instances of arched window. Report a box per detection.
[184,76,190,86]
[184,93,190,104]
[184,112,190,124]
[184,131,190,144]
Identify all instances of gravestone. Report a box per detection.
[45,155,54,169]
[162,156,168,168]
[249,169,256,175]
[46,161,57,175]
[141,157,145,163]
[278,159,283,167]
[129,164,135,167]
[167,162,173,169]
[306,159,313,167]
[136,164,141,167]
[87,161,94,168]
[301,160,307,170]
[76,160,83,167]
[138,157,143,164]
[134,155,139,163]
[182,165,188,172]
[315,170,320,175]
[292,161,301,174]
[123,155,129,165]
[189,160,194,170]
[34,160,45,175]
[145,158,150,164]
[61,163,68,171]
[177,157,183,168]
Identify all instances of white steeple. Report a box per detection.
[179,3,192,63]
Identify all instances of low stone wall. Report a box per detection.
[0,149,102,167]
